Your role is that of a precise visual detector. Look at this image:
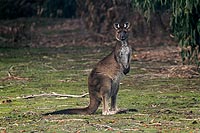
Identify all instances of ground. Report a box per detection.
[0,18,200,132]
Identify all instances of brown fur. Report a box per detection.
[44,22,132,115]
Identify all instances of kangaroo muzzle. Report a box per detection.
[120,31,127,41]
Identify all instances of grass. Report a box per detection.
[0,45,200,133]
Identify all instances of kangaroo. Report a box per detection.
[44,22,132,115]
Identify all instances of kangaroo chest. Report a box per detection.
[110,44,130,95]
[119,45,131,69]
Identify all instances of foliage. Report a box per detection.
[131,0,171,21]
[42,0,76,18]
[171,0,200,65]
[0,0,76,19]
[0,0,38,19]
[76,0,131,33]
[132,0,200,66]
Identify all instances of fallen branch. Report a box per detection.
[124,128,142,131]
[179,118,200,121]
[45,118,86,123]
[90,123,119,131]
[147,123,162,126]
[17,92,89,99]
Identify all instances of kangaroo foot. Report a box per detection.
[102,108,119,115]
[102,110,118,115]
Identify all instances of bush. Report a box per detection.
[132,0,200,66]
[0,0,77,19]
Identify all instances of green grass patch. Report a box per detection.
[0,46,200,132]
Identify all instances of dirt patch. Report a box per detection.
[161,65,199,78]
[134,45,181,63]
[133,46,199,78]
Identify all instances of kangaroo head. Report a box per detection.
[113,22,130,42]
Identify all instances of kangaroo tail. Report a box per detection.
[43,98,101,115]
[43,108,90,115]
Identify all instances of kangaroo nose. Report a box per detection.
[120,32,126,40]
[121,36,126,40]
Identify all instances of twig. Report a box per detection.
[180,118,200,121]
[17,92,89,99]
[0,67,29,81]
[147,123,162,126]
[0,75,30,81]
[90,123,119,131]
[43,63,57,71]
[45,119,86,122]
[124,128,142,131]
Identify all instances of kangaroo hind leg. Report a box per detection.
[102,93,110,115]
[110,83,119,114]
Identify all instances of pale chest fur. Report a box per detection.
[120,44,130,55]
[118,42,131,69]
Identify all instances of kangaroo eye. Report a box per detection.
[114,23,120,29]
[124,24,127,28]
[116,24,120,28]
[124,22,130,29]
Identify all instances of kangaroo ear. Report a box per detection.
[113,23,120,30]
[124,22,130,29]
